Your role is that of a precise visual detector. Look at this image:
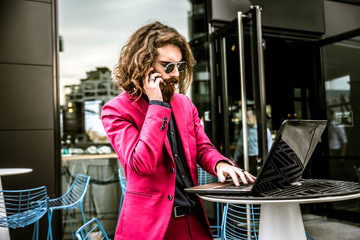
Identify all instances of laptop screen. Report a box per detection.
[251,120,327,195]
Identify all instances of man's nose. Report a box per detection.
[169,66,180,78]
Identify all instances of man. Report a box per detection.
[327,109,347,156]
[234,108,273,173]
[101,21,255,240]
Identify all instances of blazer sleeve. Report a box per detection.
[101,101,171,176]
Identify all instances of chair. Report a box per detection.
[118,167,127,211]
[0,186,49,240]
[306,232,315,240]
[197,166,221,238]
[198,165,218,185]
[221,203,260,240]
[75,218,110,240]
[47,174,90,240]
[86,164,119,219]
[221,203,315,240]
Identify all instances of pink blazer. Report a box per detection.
[101,92,231,240]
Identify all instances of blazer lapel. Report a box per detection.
[170,95,192,173]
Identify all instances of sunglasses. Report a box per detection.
[157,61,187,74]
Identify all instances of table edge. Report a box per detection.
[0,168,33,177]
[198,192,360,204]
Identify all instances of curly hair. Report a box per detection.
[113,21,196,98]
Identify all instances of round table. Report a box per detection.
[0,168,33,240]
[0,168,33,177]
[198,192,360,240]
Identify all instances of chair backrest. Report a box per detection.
[87,164,118,184]
[0,186,48,229]
[197,165,218,185]
[222,203,260,240]
[49,174,90,209]
[76,218,110,240]
[118,167,127,193]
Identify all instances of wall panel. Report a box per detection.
[0,0,59,238]
[0,64,54,130]
[0,1,52,65]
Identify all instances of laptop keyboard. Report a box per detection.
[203,179,360,200]
[216,182,254,190]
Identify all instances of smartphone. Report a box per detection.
[149,69,166,85]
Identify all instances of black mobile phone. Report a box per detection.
[149,69,166,85]
[148,69,156,79]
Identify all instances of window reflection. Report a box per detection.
[323,36,360,218]
[324,36,359,159]
[326,75,353,127]
[323,36,360,180]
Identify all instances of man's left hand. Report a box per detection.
[216,162,256,186]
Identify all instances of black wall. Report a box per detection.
[0,0,60,239]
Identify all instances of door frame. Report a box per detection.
[208,7,268,171]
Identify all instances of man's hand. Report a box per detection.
[216,162,256,186]
[143,67,164,101]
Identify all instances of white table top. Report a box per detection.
[0,168,33,177]
[62,153,118,163]
[198,192,360,204]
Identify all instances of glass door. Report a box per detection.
[321,31,360,221]
[209,8,324,177]
[210,7,270,174]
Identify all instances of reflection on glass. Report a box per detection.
[233,107,273,173]
[190,40,212,138]
[84,100,107,143]
[324,35,360,159]
[323,35,360,196]
[323,35,360,221]
[325,74,352,157]
[327,109,348,156]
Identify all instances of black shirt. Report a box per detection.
[149,99,197,208]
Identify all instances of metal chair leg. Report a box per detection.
[47,209,53,240]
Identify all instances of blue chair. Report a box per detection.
[75,218,110,240]
[197,166,221,238]
[47,174,90,240]
[118,167,127,211]
[221,203,260,240]
[306,232,315,240]
[221,203,315,240]
[0,186,49,240]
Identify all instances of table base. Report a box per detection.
[259,203,306,240]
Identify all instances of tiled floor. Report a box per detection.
[303,214,360,240]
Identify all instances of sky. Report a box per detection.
[58,0,191,104]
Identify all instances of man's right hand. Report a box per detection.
[143,67,164,101]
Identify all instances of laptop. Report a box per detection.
[185,119,334,198]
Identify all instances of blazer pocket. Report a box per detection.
[126,190,153,198]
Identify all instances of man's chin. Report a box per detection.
[162,84,176,103]
[163,93,174,103]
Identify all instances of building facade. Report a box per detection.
[188,0,360,223]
